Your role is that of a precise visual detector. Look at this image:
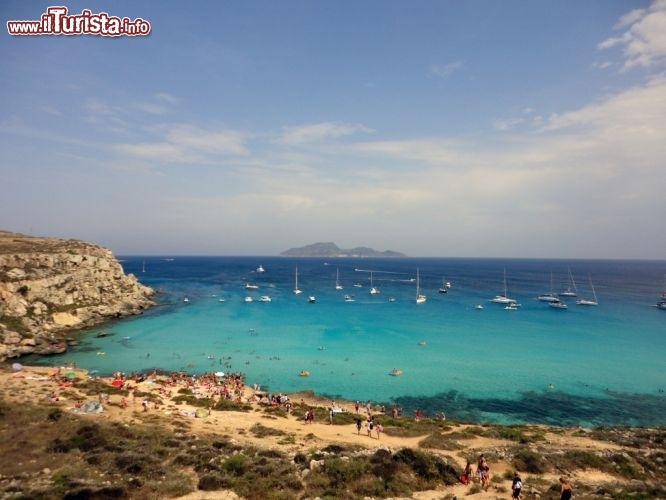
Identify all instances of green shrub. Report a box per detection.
[512,449,548,474]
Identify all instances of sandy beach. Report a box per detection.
[0,363,658,499]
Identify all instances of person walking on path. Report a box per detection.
[512,472,523,499]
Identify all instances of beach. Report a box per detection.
[2,363,660,499]
[38,256,666,428]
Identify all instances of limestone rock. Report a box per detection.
[0,231,155,361]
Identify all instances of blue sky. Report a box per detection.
[1,0,665,258]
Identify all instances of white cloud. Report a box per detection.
[167,125,248,155]
[115,124,248,163]
[155,92,178,104]
[615,8,646,29]
[428,62,462,80]
[592,61,613,69]
[276,122,373,146]
[494,117,524,131]
[599,0,666,70]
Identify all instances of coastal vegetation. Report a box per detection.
[0,369,664,499]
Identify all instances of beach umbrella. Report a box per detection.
[111,379,123,387]
[64,371,77,379]
[214,371,225,378]
[11,363,23,371]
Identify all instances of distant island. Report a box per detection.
[280,242,405,258]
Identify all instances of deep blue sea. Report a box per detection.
[23,257,666,427]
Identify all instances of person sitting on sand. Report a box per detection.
[460,460,473,485]
[559,477,572,500]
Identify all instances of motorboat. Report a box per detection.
[258,295,272,302]
[244,296,253,303]
[308,296,316,303]
[438,277,451,293]
[256,265,265,273]
[245,283,259,290]
[549,300,568,309]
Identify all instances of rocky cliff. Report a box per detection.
[0,231,155,361]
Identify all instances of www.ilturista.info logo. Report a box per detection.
[7,6,151,36]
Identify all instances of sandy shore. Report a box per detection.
[0,364,632,499]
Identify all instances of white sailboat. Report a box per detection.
[416,269,427,304]
[369,271,379,294]
[335,268,343,290]
[576,275,598,306]
[559,268,578,297]
[293,267,302,295]
[658,275,666,310]
[491,268,517,304]
[537,270,559,302]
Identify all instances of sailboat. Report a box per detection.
[438,277,450,294]
[559,268,578,297]
[576,275,598,306]
[657,275,666,310]
[491,268,517,304]
[537,270,559,302]
[335,268,343,290]
[416,269,427,304]
[293,267,302,295]
[142,260,146,273]
[369,271,379,294]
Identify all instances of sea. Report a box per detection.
[22,257,666,427]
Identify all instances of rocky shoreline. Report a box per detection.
[0,231,155,361]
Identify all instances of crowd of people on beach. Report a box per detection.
[31,364,581,498]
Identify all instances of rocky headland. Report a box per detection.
[0,231,154,361]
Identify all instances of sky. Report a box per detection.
[1,0,665,258]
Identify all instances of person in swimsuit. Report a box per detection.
[559,477,572,500]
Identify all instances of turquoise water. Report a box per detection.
[23,257,666,426]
